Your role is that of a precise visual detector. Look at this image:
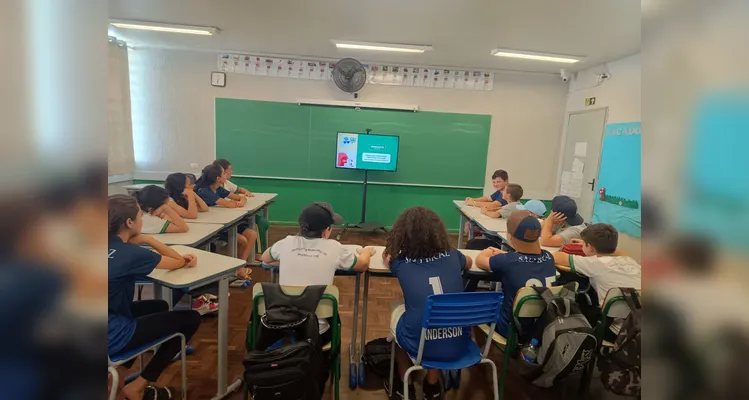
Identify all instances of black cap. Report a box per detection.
[551,195,584,226]
[298,202,343,233]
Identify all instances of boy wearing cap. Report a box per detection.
[475,211,557,337]
[482,183,523,219]
[260,202,375,340]
[540,195,589,247]
[517,199,547,219]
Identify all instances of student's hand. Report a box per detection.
[465,197,473,206]
[570,238,584,245]
[153,204,168,217]
[182,188,194,197]
[358,247,376,256]
[182,254,197,268]
[550,212,567,224]
[487,246,505,256]
[246,191,255,197]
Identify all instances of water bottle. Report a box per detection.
[520,339,539,363]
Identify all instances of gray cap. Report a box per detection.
[298,202,343,232]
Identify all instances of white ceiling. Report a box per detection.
[109,0,640,74]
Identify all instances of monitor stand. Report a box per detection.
[336,168,387,240]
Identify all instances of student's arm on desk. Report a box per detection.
[540,212,565,247]
[238,187,253,197]
[193,191,209,212]
[553,251,573,272]
[475,247,504,271]
[352,247,375,272]
[129,234,191,270]
[462,254,473,270]
[260,248,276,265]
[465,196,491,206]
[156,205,189,233]
[216,197,240,208]
[227,192,247,206]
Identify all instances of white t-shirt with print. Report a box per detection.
[270,235,357,286]
[141,212,170,234]
[223,180,239,194]
[569,254,642,306]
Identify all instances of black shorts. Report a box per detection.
[218,222,251,241]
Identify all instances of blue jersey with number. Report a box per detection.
[489,250,556,337]
[390,249,470,361]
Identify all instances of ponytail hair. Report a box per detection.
[108,195,140,235]
[195,164,223,189]
[165,173,189,209]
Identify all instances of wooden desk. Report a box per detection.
[147,245,246,399]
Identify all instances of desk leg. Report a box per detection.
[458,214,466,249]
[349,273,361,388]
[263,205,269,248]
[468,219,475,241]
[228,225,238,259]
[248,214,258,264]
[212,276,242,399]
[152,283,173,310]
[358,272,370,386]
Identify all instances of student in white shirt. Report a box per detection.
[260,202,374,341]
[552,223,641,304]
[134,185,189,234]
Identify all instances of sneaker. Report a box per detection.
[191,296,219,315]
[422,377,444,400]
[384,378,416,400]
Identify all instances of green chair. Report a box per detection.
[246,284,342,400]
[477,283,579,400]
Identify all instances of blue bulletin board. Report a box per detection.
[592,122,641,237]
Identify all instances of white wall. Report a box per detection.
[562,53,641,260]
[128,48,568,198]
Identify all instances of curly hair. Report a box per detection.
[385,206,451,260]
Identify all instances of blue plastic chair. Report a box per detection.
[107,333,187,400]
[388,292,504,400]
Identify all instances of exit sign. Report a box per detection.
[585,97,596,106]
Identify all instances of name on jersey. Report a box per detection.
[290,247,327,258]
[404,251,449,264]
[516,252,551,264]
[424,327,464,340]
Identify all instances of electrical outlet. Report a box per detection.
[190,163,198,169]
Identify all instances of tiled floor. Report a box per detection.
[140,226,570,400]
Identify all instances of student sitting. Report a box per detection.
[482,183,523,219]
[194,164,257,274]
[108,195,201,400]
[164,172,208,219]
[552,223,641,308]
[540,195,589,247]
[517,199,547,219]
[135,185,189,234]
[260,202,373,343]
[213,158,271,252]
[384,206,473,400]
[475,210,557,338]
[466,169,509,209]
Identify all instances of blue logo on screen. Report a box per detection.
[342,136,356,145]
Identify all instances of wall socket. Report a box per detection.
[190,163,198,169]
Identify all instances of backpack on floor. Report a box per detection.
[521,283,597,387]
[243,284,327,400]
[598,288,641,397]
[362,338,392,378]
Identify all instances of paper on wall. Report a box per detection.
[572,158,585,173]
[574,142,588,157]
[442,69,451,88]
[560,171,583,198]
[392,66,403,85]
[306,62,318,80]
[483,72,494,90]
[218,54,230,71]
[319,62,328,80]
[402,67,412,86]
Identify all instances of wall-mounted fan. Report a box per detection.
[332,58,366,98]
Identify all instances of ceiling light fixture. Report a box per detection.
[109,20,219,36]
[491,49,583,64]
[332,40,431,53]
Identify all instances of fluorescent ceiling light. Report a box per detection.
[491,49,583,64]
[109,20,219,36]
[332,40,431,53]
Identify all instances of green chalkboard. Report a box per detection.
[215,98,491,187]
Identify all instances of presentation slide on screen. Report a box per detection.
[336,132,399,171]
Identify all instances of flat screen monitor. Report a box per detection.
[335,132,400,172]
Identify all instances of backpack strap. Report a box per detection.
[533,285,573,318]
[619,287,641,310]
[261,284,327,326]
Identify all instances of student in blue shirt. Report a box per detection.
[108,195,201,400]
[384,206,473,400]
[475,210,557,338]
[194,163,256,277]
[465,169,509,209]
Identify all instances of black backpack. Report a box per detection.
[361,338,392,378]
[598,288,641,397]
[243,284,327,400]
[520,284,597,387]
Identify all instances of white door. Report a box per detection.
[558,108,608,221]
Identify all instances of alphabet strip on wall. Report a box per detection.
[218,54,494,91]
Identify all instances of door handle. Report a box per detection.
[588,178,596,191]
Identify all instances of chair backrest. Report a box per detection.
[512,283,580,318]
[421,292,504,329]
[602,287,641,319]
[252,284,339,319]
